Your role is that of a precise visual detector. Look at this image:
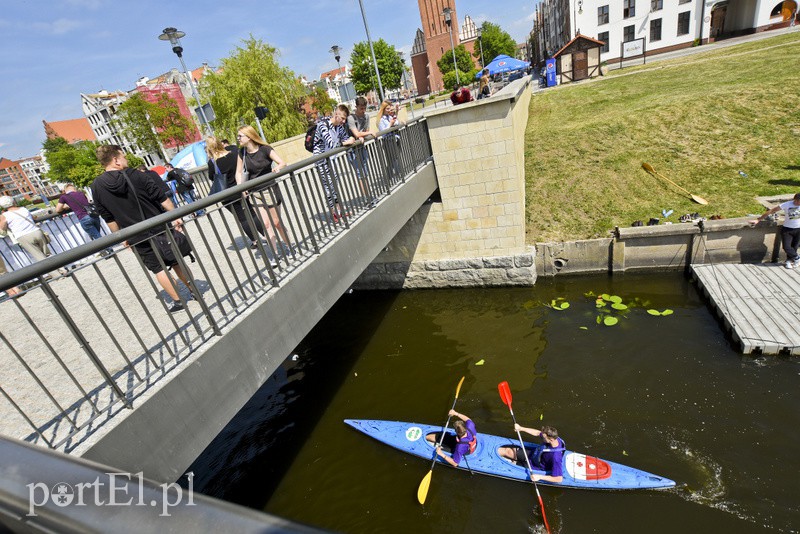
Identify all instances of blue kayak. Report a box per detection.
[345,419,675,490]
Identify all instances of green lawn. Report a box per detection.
[524,32,800,242]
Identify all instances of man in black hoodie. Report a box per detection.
[91,145,193,313]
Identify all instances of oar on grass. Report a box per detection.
[417,375,465,505]
[498,381,552,534]
[642,162,708,205]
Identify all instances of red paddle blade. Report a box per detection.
[498,381,512,407]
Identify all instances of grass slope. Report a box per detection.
[524,32,800,242]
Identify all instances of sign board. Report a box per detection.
[338,82,356,103]
[622,38,645,59]
[194,103,216,125]
[545,58,557,87]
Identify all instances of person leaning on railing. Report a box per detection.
[311,104,356,222]
[0,196,51,265]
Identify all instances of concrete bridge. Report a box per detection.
[0,79,535,483]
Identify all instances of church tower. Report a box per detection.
[413,1,462,94]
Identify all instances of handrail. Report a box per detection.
[0,118,428,291]
[0,435,326,533]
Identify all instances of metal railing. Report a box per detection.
[0,118,433,451]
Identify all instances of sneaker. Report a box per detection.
[785,260,795,269]
[794,258,800,268]
[166,301,184,313]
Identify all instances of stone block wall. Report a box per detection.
[356,79,534,289]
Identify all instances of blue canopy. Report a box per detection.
[170,140,207,170]
[475,55,530,79]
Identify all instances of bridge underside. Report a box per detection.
[78,163,437,482]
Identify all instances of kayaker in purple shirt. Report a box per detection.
[425,410,477,467]
[499,424,565,483]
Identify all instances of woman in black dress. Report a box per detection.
[205,136,268,249]
[234,125,291,253]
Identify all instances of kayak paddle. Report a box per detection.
[417,375,465,505]
[641,162,708,205]
[498,381,552,534]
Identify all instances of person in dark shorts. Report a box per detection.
[91,145,194,313]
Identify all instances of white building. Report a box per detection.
[18,155,58,196]
[533,0,798,65]
[80,90,162,167]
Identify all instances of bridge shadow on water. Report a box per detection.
[180,289,402,509]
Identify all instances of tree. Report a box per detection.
[147,93,197,151]
[349,39,405,96]
[306,86,337,120]
[437,44,477,89]
[198,36,308,143]
[476,22,517,64]
[114,94,164,159]
[42,137,102,188]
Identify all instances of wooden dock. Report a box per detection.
[692,263,800,355]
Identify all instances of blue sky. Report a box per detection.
[0,0,535,161]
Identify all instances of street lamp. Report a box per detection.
[158,27,212,135]
[357,0,385,102]
[361,59,378,103]
[477,27,485,67]
[329,45,351,103]
[442,7,460,87]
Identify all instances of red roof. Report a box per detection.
[42,118,96,143]
[319,66,346,82]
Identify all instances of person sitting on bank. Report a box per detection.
[499,424,565,483]
[425,410,478,467]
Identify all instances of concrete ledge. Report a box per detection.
[536,217,784,276]
[353,248,537,289]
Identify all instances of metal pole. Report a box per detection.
[176,54,212,136]
[357,0,384,102]
[255,117,266,140]
[448,25,460,86]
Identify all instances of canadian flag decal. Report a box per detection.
[565,453,612,480]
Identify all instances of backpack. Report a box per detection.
[177,168,194,186]
[304,123,317,152]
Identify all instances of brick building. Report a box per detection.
[0,158,36,200]
[411,0,479,95]
[42,118,97,144]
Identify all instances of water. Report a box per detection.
[186,273,800,533]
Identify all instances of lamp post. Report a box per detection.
[158,27,212,135]
[477,27,485,67]
[357,0,384,102]
[442,7,460,87]
[330,45,351,103]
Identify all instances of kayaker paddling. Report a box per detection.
[425,410,477,467]
[499,425,565,484]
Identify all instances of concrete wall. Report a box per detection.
[535,217,783,276]
[356,78,534,289]
[77,164,438,482]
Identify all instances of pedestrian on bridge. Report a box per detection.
[312,104,356,222]
[91,145,195,313]
[347,96,377,207]
[55,184,112,257]
[0,196,50,264]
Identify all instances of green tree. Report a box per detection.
[42,137,102,188]
[147,92,197,151]
[198,36,308,143]
[437,44,477,89]
[476,22,517,64]
[306,85,336,119]
[114,93,165,160]
[349,39,405,96]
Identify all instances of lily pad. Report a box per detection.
[551,298,570,310]
[647,309,661,316]
[579,326,588,330]
[475,359,485,366]
[609,295,623,304]
[611,303,628,311]
[584,291,596,297]
[596,315,602,324]
[600,293,611,301]
[603,316,619,326]
[661,309,674,316]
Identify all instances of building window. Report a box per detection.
[678,0,690,4]
[770,3,783,16]
[651,0,662,11]
[623,0,636,18]
[598,31,610,52]
[650,18,662,41]
[677,11,690,35]
[598,5,609,25]
[624,25,635,42]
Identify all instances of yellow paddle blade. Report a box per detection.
[417,470,433,504]
[454,376,465,399]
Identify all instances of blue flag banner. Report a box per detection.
[546,58,557,87]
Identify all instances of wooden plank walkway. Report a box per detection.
[692,263,800,355]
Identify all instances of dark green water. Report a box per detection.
[187,273,800,533]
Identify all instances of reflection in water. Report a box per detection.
[187,274,799,533]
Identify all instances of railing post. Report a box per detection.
[290,171,320,255]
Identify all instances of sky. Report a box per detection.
[0,0,536,161]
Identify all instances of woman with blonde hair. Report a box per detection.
[378,100,403,181]
[234,126,290,260]
[206,136,268,249]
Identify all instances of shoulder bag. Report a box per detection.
[120,170,194,265]
[208,158,227,196]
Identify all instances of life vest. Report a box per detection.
[458,430,477,455]
[532,439,566,467]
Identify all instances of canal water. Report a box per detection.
[186,273,799,533]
